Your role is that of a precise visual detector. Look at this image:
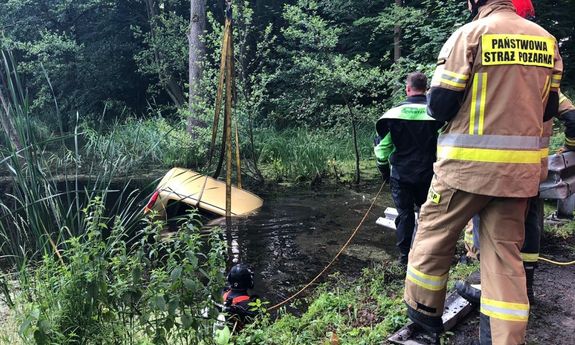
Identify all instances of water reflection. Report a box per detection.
[215,186,397,307]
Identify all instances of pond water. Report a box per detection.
[211,183,397,308]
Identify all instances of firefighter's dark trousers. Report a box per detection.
[404,175,529,345]
[389,177,430,264]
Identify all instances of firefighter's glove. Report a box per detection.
[377,164,390,182]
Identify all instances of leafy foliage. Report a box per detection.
[11,200,226,344]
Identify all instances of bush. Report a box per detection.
[11,198,226,344]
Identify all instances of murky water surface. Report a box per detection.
[215,184,397,307]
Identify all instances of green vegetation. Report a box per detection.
[1,0,575,344]
[1,0,574,184]
[255,127,375,183]
[235,265,409,345]
[3,203,226,345]
[224,259,478,345]
[0,49,228,344]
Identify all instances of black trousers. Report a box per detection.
[523,196,543,261]
[390,176,431,263]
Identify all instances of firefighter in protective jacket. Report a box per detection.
[403,0,562,344]
[459,91,575,306]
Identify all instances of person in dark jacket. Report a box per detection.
[375,72,443,265]
[221,263,259,330]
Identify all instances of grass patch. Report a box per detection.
[233,259,480,345]
[235,263,408,345]
[255,127,376,183]
[83,117,209,173]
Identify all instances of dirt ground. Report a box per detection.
[449,239,575,344]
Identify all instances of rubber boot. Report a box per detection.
[455,281,481,305]
[456,271,481,305]
[407,304,444,334]
[524,263,536,305]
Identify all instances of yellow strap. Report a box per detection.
[208,20,231,168]
[234,120,242,189]
[224,21,234,218]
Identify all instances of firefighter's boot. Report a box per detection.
[406,304,444,334]
[524,263,536,305]
[455,281,481,305]
[456,271,481,305]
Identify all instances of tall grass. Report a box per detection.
[0,50,145,269]
[82,117,210,173]
[254,127,374,182]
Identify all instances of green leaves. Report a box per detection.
[10,206,227,344]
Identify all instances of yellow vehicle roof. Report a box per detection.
[154,167,263,217]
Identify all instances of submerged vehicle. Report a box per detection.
[144,168,263,220]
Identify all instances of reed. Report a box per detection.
[0,50,146,269]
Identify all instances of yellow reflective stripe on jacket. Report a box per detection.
[481,297,529,322]
[437,146,541,164]
[559,92,568,104]
[469,73,488,135]
[521,252,539,263]
[406,265,447,291]
[551,73,562,88]
[440,70,469,89]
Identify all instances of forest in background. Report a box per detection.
[1,0,574,183]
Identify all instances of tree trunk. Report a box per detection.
[187,0,206,132]
[165,78,186,108]
[394,0,402,61]
[144,0,186,109]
